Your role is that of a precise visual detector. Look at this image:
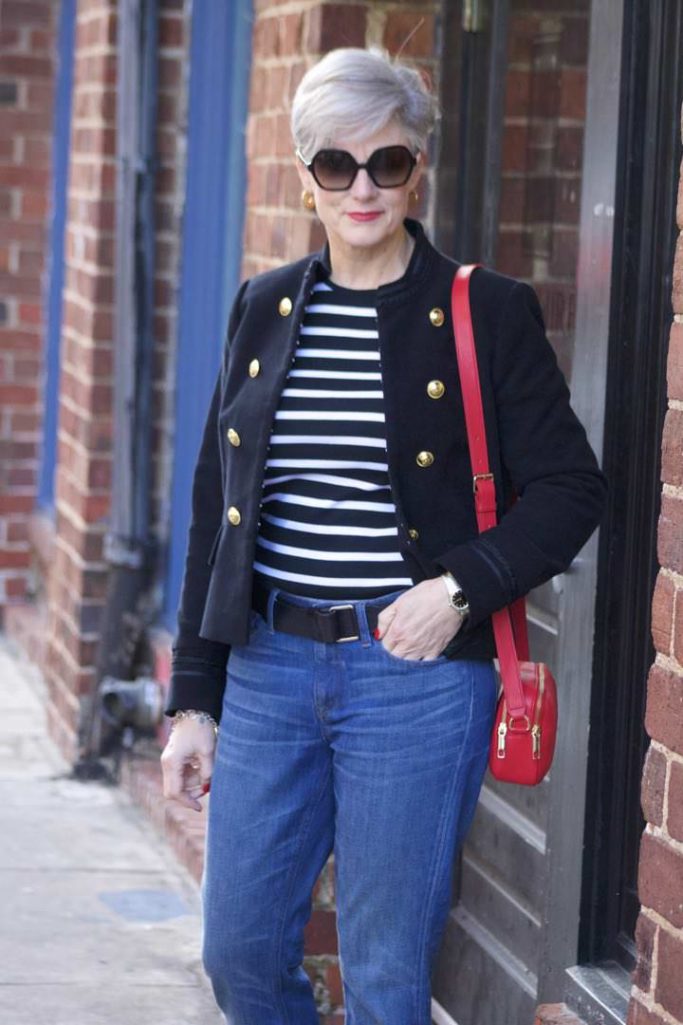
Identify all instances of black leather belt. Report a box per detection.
[252,579,389,644]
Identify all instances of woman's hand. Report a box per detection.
[375,577,465,660]
[160,718,216,813]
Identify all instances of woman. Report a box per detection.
[161,47,607,1025]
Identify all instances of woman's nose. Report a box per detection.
[350,167,377,200]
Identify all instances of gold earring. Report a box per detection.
[301,189,316,211]
[409,190,419,203]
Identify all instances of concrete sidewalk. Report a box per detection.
[0,634,224,1025]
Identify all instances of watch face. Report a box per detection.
[453,592,469,612]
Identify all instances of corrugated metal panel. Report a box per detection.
[163,0,253,630]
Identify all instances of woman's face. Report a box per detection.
[295,119,425,252]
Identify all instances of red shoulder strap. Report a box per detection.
[451,265,528,718]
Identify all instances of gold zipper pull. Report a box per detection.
[497,721,507,758]
[531,724,541,760]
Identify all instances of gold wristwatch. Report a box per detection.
[440,572,470,618]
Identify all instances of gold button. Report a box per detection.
[227,428,241,447]
[429,307,445,327]
[416,450,435,468]
[278,297,293,316]
[427,379,445,399]
[408,528,419,540]
[227,506,241,525]
[248,358,260,378]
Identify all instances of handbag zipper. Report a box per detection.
[530,665,545,760]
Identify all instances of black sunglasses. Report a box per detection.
[297,144,419,191]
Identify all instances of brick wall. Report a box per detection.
[0,1,57,607]
[43,0,190,761]
[497,1,589,379]
[627,109,683,1025]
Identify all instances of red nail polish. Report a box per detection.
[201,782,211,794]
[373,628,381,640]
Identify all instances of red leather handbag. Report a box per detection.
[450,265,558,786]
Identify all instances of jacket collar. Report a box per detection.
[311,217,442,305]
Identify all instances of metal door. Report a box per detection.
[432,1,616,1021]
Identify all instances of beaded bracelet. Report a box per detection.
[171,709,219,735]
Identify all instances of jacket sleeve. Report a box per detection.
[434,280,608,631]
[164,279,250,721]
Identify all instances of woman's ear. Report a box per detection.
[412,150,427,189]
[295,152,312,191]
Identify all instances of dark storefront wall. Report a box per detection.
[431,1,628,1022]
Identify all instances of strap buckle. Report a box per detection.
[472,472,494,493]
[321,604,360,642]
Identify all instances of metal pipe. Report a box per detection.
[74,0,159,775]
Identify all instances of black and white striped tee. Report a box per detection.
[252,276,414,600]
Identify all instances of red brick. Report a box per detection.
[675,590,683,666]
[0,383,38,405]
[651,571,675,654]
[645,663,683,754]
[19,190,49,219]
[655,927,683,1019]
[304,908,338,956]
[383,10,435,59]
[5,576,28,599]
[661,408,683,486]
[0,165,50,189]
[252,14,279,58]
[668,321,683,401]
[1,54,53,79]
[158,14,184,48]
[632,911,657,993]
[6,520,29,544]
[30,28,53,52]
[25,80,53,111]
[305,3,367,53]
[558,15,590,65]
[558,67,587,119]
[658,494,683,575]
[502,124,530,173]
[641,744,668,827]
[1,2,52,30]
[157,54,181,89]
[626,998,667,1025]
[0,109,52,136]
[0,29,21,48]
[667,761,683,842]
[638,831,683,928]
[0,548,31,568]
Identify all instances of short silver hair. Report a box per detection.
[291,46,439,160]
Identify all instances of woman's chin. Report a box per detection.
[333,215,402,249]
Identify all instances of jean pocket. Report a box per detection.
[374,638,450,666]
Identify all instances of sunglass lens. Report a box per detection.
[368,146,414,187]
[311,150,357,189]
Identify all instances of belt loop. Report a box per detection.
[355,601,372,647]
[266,585,280,631]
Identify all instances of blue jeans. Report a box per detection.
[201,586,498,1025]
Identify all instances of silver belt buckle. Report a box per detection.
[325,603,359,642]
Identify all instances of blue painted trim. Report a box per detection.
[37,0,76,513]
[162,0,253,632]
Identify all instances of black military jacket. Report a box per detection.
[166,217,607,722]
